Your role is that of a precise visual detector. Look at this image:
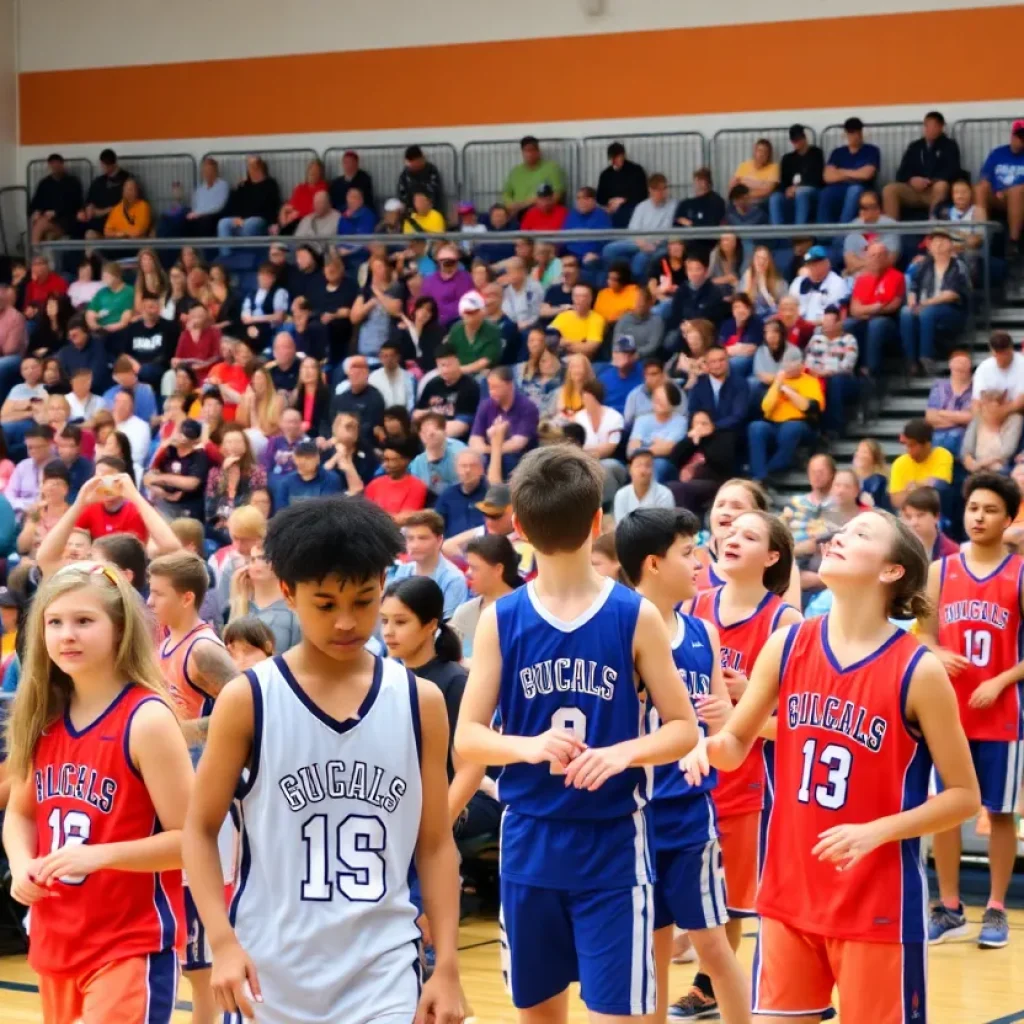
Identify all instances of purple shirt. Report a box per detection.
[261,434,306,477]
[420,268,473,326]
[5,456,49,513]
[471,390,540,444]
[927,378,972,414]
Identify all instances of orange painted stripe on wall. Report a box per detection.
[19,6,1024,146]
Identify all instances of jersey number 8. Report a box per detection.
[301,813,387,903]
[550,707,587,775]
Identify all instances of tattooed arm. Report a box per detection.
[181,640,245,747]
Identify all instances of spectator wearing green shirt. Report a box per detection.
[447,291,503,375]
[502,136,566,218]
[84,262,134,337]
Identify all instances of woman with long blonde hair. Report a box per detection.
[554,352,596,422]
[738,245,787,318]
[3,561,192,1022]
[132,248,169,314]
[236,364,284,454]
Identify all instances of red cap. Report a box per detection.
[1012,120,1024,136]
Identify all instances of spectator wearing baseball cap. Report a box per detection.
[377,198,405,236]
[329,149,375,212]
[520,183,568,233]
[420,245,473,327]
[457,201,488,257]
[770,125,825,227]
[598,333,645,415]
[501,137,567,218]
[448,291,503,374]
[788,246,848,325]
[818,116,881,225]
[976,119,1024,260]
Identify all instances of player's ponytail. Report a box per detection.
[384,577,463,665]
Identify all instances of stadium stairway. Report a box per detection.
[770,287,1024,503]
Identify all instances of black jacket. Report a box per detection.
[666,278,727,333]
[779,146,825,190]
[329,170,375,212]
[227,177,282,223]
[896,136,962,184]
[669,429,736,483]
[596,160,649,227]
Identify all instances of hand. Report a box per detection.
[722,667,748,702]
[607,197,626,212]
[785,186,796,199]
[34,842,110,886]
[489,416,509,442]
[909,176,931,191]
[812,819,889,871]
[694,693,732,732]
[414,963,465,1024]
[968,677,1005,709]
[774,370,787,385]
[523,728,586,771]
[681,735,711,786]
[111,472,139,502]
[11,859,57,906]
[562,743,632,791]
[210,938,263,1017]
[221,455,239,471]
[76,474,115,507]
[935,647,970,678]
[677,217,693,226]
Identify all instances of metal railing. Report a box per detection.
[711,127,816,193]
[200,148,321,204]
[953,118,1015,184]
[819,121,925,189]
[581,132,706,200]
[118,154,198,216]
[462,138,581,213]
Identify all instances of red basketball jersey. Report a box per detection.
[29,685,183,977]
[161,622,223,722]
[757,618,931,943]
[936,551,1024,741]
[692,587,790,818]
[694,548,726,594]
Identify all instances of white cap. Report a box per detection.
[458,291,485,315]
[384,198,403,213]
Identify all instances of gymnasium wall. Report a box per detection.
[13,0,1024,172]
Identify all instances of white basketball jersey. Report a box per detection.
[228,655,423,1024]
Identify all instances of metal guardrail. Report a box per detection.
[819,121,923,189]
[200,148,321,205]
[462,137,581,213]
[0,186,28,256]
[581,132,706,200]
[711,126,817,194]
[953,117,1015,186]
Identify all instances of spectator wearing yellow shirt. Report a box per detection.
[594,263,640,326]
[730,139,781,206]
[403,190,447,234]
[888,417,955,509]
[747,347,824,482]
[550,284,606,360]
[102,177,152,239]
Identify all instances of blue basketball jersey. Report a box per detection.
[496,577,652,890]
[648,613,717,851]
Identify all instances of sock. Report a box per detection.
[987,900,1006,912]
[942,898,962,912]
[692,972,715,999]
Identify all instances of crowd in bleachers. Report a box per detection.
[0,113,1020,651]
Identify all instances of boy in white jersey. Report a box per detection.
[456,446,700,1022]
[148,551,240,1024]
[182,497,464,1024]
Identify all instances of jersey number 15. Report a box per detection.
[301,813,387,903]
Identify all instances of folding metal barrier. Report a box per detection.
[201,148,321,210]
[710,126,816,195]
[819,121,927,189]
[323,143,459,218]
[117,154,197,216]
[462,138,580,214]
[26,157,94,210]
[0,186,27,256]
[581,132,706,200]
[954,118,1016,182]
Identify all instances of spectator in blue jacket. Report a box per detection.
[563,186,612,270]
[976,119,1024,261]
[433,449,487,537]
[818,117,881,225]
[277,439,342,507]
[337,187,378,269]
[686,345,750,434]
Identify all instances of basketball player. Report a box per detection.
[4,562,193,1024]
[182,497,464,1024]
[616,507,751,1024]
[695,480,801,606]
[921,471,1024,949]
[455,446,700,1022]
[684,510,979,1023]
[147,552,240,1024]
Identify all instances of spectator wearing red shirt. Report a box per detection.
[24,255,68,317]
[846,240,906,378]
[364,436,428,524]
[172,305,221,384]
[520,184,568,232]
[278,158,328,236]
[205,337,250,420]
[774,294,815,349]
[74,456,149,542]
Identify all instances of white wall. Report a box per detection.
[16,0,1022,72]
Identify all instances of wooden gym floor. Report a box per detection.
[0,910,1020,1022]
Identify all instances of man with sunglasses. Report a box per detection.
[421,244,473,328]
[841,189,900,274]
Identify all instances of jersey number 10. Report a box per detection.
[301,813,387,903]
[46,808,92,885]
[963,629,991,668]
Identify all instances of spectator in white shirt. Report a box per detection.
[66,367,105,425]
[972,331,1024,428]
[789,246,848,325]
[613,448,675,521]
[501,257,544,335]
[368,340,416,413]
[574,378,627,505]
[110,388,151,481]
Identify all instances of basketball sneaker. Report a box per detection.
[978,907,1009,949]
[668,988,720,1020]
[928,903,969,944]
